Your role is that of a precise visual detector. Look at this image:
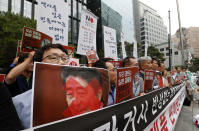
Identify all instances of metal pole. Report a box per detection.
[31,0,35,20]
[168,10,172,71]
[176,0,185,66]
[20,0,24,16]
[8,0,12,13]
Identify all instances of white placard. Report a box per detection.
[76,9,98,55]
[36,0,68,45]
[121,31,127,59]
[103,26,118,60]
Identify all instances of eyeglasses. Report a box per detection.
[42,54,69,63]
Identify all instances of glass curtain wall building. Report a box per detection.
[87,0,137,57]
[1,0,136,58]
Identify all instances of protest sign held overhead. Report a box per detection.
[86,50,98,64]
[16,40,21,57]
[67,58,79,67]
[116,67,139,103]
[32,63,109,127]
[103,26,118,60]
[77,9,98,55]
[36,0,68,45]
[21,27,52,52]
[62,45,74,58]
[144,70,156,93]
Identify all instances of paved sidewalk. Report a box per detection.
[174,101,199,131]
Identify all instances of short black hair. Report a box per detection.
[151,57,157,64]
[33,44,68,62]
[122,56,135,67]
[158,60,164,67]
[93,58,114,69]
[61,67,102,84]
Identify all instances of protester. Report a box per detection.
[0,82,23,130]
[9,56,19,68]
[138,56,152,80]
[174,66,183,84]
[123,56,138,67]
[93,58,116,106]
[12,44,68,129]
[151,57,160,90]
[61,67,103,117]
[123,57,144,97]
[162,69,169,87]
[4,52,34,97]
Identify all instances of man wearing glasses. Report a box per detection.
[13,44,68,129]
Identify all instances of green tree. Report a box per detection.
[189,57,199,72]
[0,12,36,73]
[147,45,165,61]
[124,41,134,57]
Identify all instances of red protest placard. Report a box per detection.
[86,50,98,64]
[144,70,155,93]
[21,27,53,52]
[32,63,110,127]
[62,45,74,58]
[116,67,139,103]
[109,61,123,68]
[16,40,21,57]
[0,74,5,83]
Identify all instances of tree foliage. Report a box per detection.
[189,58,199,72]
[125,41,134,57]
[147,45,165,61]
[0,12,36,73]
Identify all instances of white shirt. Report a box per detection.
[12,89,32,129]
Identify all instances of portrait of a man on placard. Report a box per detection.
[61,67,103,117]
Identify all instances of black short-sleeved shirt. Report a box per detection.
[4,74,32,97]
[0,83,23,130]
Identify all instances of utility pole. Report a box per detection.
[168,10,172,71]
[176,0,185,66]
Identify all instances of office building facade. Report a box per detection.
[134,1,167,48]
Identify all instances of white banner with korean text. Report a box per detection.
[36,0,68,45]
[103,26,118,60]
[76,8,98,55]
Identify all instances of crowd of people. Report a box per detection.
[0,43,188,130]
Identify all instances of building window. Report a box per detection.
[175,51,178,55]
[0,0,8,12]
[160,48,164,51]
[166,53,169,56]
[166,47,169,50]
[141,36,145,40]
[12,0,21,14]
[24,0,32,18]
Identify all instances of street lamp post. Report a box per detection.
[168,10,172,71]
[176,0,185,66]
